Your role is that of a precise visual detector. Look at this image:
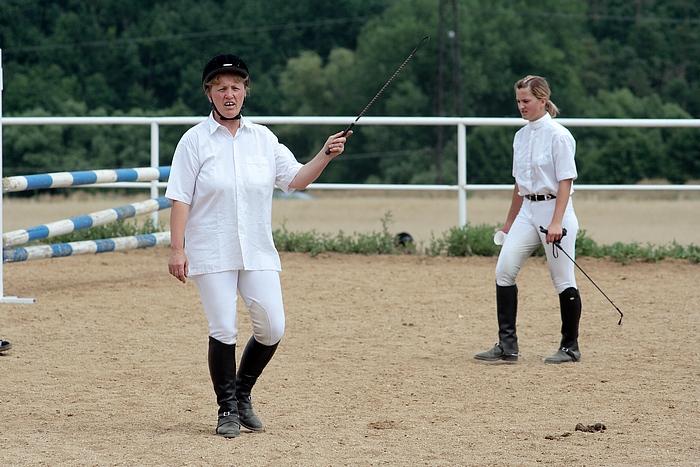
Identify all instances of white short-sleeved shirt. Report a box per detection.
[512,113,577,196]
[165,114,303,275]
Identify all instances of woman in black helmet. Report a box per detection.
[166,53,351,438]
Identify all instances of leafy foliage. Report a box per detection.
[273,212,415,256]
[276,216,700,263]
[1,0,699,184]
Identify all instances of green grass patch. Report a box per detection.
[29,211,699,264]
[274,215,700,264]
[273,212,416,256]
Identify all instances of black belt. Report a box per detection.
[525,194,556,201]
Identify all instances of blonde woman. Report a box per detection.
[475,75,582,365]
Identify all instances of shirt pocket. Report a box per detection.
[535,139,554,169]
[244,152,273,187]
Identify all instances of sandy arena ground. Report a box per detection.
[0,193,699,466]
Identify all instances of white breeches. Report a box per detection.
[495,199,579,294]
[192,270,285,346]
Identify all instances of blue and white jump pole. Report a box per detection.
[0,50,173,302]
[2,196,172,247]
[0,49,35,303]
[3,231,171,263]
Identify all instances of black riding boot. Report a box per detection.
[208,336,240,437]
[474,284,519,362]
[236,336,279,431]
[545,287,582,364]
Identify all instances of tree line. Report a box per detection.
[1,0,699,186]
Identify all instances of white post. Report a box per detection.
[457,122,467,227]
[0,49,35,303]
[149,122,159,228]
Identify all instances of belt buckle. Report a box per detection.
[528,194,553,201]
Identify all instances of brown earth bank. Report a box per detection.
[1,248,698,466]
[3,190,700,247]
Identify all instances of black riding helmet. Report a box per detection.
[201,53,250,91]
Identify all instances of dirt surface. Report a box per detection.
[0,194,699,466]
[1,249,699,466]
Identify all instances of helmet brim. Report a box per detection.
[202,67,249,90]
[202,54,250,91]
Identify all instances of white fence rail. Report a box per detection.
[3,115,700,224]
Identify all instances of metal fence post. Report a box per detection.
[150,122,160,228]
[457,122,467,227]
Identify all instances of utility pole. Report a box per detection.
[435,0,446,184]
[435,0,462,184]
[452,0,462,116]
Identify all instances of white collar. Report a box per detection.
[206,112,249,134]
[528,112,551,130]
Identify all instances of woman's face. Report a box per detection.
[516,87,547,122]
[207,74,247,119]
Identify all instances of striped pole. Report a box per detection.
[2,166,170,193]
[3,231,171,263]
[3,196,172,247]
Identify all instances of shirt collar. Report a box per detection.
[205,112,250,134]
[528,112,551,130]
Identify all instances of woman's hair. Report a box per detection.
[204,73,250,96]
[514,75,559,117]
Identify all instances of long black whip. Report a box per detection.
[539,226,624,325]
[325,36,430,155]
